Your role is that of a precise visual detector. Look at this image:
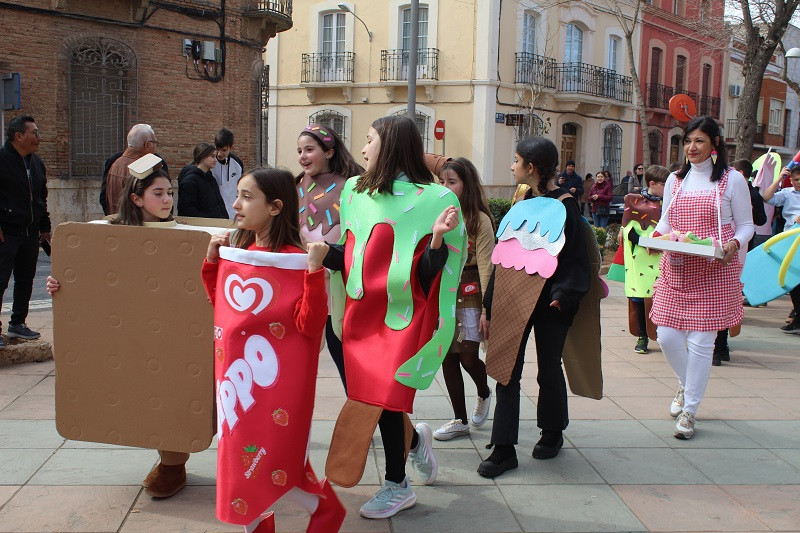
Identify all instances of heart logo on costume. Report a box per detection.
[224,274,273,315]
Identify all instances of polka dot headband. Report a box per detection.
[303,124,336,150]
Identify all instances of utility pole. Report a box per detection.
[406,0,419,118]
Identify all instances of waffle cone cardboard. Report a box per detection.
[485,268,545,385]
[52,219,229,452]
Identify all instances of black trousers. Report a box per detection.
[325,317,347,392]
[491,307,571,445]
[0,232,40,327]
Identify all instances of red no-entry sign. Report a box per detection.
[434,119,445,140]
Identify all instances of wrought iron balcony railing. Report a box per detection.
[301,52,355,83]
[698,94,721,119]
[726,120,766,144]
[646,83,673,110]
[380,48,439,81]
[245,0,292,17]
[555,63,633,103]
[514,52,556,89]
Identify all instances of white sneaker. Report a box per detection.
[669,386,685,418]
[408,422,437,485]
[471,390,492,427]
[674,410,696,439]
[433,419,470,441]
[359,477,416,519]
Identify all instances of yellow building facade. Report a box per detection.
[266,0,640,193]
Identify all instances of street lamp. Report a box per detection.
[786,47,800,59]
[338,4,372,42]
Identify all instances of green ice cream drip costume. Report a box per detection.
[331,175,467,398]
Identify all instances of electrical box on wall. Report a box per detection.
[203,42,216,61]
[183,39,192,56]
[191,40,203,60]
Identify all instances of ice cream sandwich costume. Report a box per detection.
[323,176,466,487]
[620,192,663,340]
[202,244,331,526]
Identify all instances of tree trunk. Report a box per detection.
[625,30,650,166]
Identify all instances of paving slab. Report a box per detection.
[0,359,54,376]
[0,448,54,485]
[0,374,45,396]
[0,486,19,507]
[580,447,712,484]
[121,486,234,533]
[564,420,667,448]
[499,484,645,532]
[725,420,800,448]
[0,485,139,532]
[0,393,56,419]
[677,448,800,485]
[640,419,761,449]
[613,484,770,532]
[28,448,157,486]
[480,448,606,486]
[721,485,800,532]
[0,419,65,448]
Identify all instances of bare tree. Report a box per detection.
[731,0,800,160]
[601,0,651,166]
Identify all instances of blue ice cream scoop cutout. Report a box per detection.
[497,197,567,243]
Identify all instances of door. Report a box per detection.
[321,12,346,81]
[561,123,577,169]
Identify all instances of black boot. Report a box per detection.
[477,444,518,478]
[533,430,564,459]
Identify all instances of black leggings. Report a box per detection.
[379,410,419,484]
[633,299,647,337]
[441,341,491,424]
[325,317,347,392]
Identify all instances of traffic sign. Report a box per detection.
[434,119,445,140]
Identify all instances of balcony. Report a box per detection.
[380,49,439,81]
[555,63,632,103]
[645,83,673,110]
[301,52,355,83]
[725,120,766,144]
[698,94,721,119]
[242,1,293,41]
[514,53,556,89]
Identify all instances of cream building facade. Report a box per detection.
[266,0,640,194]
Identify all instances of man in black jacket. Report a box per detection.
[557,160,583,200]
[0,116,51,346]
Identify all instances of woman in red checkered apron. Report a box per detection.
[651,117,754,440]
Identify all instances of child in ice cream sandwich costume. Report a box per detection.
[202,168,345,533]
[313,115,466,520]
[478,137,602,478]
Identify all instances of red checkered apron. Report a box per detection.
[651,169,743,331]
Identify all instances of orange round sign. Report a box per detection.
[669,94,697,122]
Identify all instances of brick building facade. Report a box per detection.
[0,0,291,224]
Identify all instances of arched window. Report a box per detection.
[69,37,137,178]
[669,134,681,166]
[309,109,347,143]
[648,129,663,166]
[603,124,622,182]
[391,109,431,151]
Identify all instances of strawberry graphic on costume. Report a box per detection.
[202,245,332,526]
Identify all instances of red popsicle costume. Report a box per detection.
[202,244,328,526]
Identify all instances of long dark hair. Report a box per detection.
[193,143,215,165]
[676,116,728,182]
[230,167,304,251]
[440,158,495,237]
[354,115,432,194]
[296,127,364,182]
[112,170,174,226]
[516,137,559,196]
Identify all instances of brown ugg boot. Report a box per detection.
[142,463,160,488]
[144,463,187,498]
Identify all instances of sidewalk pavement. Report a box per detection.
[1,280,798,533]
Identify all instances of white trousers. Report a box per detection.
[656,326,716,415]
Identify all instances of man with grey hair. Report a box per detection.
[104,124,159,215]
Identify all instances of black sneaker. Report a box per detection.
[532,430,563,459]
[634,336,649,354]
[780,319,800,333]
[717,344,730,362]
[7,324,41,340]
[787,311,797,324]
[477,445,518,478]
[712,354,722,366]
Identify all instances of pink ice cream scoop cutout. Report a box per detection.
[492,239,558,277]
[223,274,274,315]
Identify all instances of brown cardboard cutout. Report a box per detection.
[52,219,228,452]
[485,268,546,385]
[562,222,604,400]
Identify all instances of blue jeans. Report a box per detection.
[592,213,609,227]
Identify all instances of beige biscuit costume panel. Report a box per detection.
[52,219,229,452]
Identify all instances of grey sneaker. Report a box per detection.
[359,477,416,519]
[669,386,685,418]
[471,390,492,427]
[674,410,696,439]
[7,324,40,340]
[408,422,437,485]
[433,419,470,441]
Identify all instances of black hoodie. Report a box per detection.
[177,164,228,219]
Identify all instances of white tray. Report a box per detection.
[639,236,724,259]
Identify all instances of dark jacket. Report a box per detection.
[177,165,228,219]
[0,140,50,236]
[557,170,584,200]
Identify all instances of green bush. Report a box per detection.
[594,226,607,248]
[605,222,620,250]
[488,197,512,224]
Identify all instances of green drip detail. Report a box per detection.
[622,221,661,298]
[332,177,467,390]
